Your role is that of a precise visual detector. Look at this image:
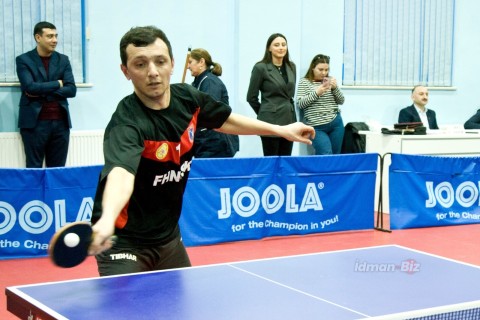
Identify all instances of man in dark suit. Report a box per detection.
[398,85,438,130]
[16,21,77,168]
[464,109,480,129]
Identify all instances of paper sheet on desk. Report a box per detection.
[428,130,480,134]
[430,124,467,134]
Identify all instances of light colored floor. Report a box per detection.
[2,221,480,319]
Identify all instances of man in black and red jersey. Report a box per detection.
[88,26,315,276]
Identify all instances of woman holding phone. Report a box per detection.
[296,54,345,155]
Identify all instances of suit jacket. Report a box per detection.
[246,61,297,127]
[398,105,439,130]
[464,109,480,129]
[16,48,77,128]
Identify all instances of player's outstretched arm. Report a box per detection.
[89,167,135,256]
[217,113,315,145]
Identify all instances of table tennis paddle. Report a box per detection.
[48,221,94,268]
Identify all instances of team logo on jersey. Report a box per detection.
[188,125,195,142]
[155,143,169,160]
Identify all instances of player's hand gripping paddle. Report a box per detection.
[48,221,94,268]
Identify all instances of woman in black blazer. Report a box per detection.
[247,33,297,156]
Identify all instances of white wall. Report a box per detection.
[1,0,479,157]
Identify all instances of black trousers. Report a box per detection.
[95,234,191,276]
[260,136,293,156]
[20,120,70,168]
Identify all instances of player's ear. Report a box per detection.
[170,58,175,75]
[120,64,130,80]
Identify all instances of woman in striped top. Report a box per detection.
[296,54,345,155]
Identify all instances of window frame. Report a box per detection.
[342,0,455,88]
[0,0,87,85]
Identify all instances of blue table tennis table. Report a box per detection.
[6,245,480,319]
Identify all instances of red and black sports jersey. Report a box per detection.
[92,83,232,247]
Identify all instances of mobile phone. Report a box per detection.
[323,77,330,85]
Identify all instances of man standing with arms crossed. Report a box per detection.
[16,21,77,168]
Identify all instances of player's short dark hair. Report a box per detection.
[33,21,56,38]
[120,26,173,66]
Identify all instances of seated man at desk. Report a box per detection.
[464,109,480,129]
[398,85,439,129]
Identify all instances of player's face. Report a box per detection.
[412,86,429,107]
[121,38,174,107]
[35,28,58,56]
[269,37,287,61]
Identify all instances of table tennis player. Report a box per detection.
[88,26,315,276]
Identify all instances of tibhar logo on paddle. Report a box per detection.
[354,259,421,274]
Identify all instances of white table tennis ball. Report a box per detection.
[64,232,80,248]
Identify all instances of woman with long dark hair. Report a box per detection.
[247,33,297,156]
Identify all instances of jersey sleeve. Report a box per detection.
[198,99,232,129]
[102,124,144,177]
[188,85,232,129]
